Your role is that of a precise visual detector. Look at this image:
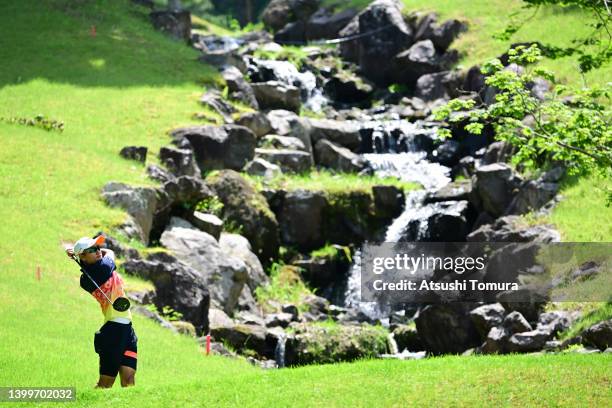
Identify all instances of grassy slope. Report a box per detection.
[0,0,609,406]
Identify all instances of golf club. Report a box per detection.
[72,256,131,312]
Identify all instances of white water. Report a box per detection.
[344,151,451,321]
[275,334,287,368]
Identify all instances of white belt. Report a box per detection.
[110,317,131,324]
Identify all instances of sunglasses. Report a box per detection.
[82,246,101,254]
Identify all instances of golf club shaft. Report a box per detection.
[72,257,115,306]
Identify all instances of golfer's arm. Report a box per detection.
[102,248,115,261]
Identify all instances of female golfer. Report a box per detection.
[66,235,138,388]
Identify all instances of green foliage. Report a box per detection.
[496,0,611,72]
[254,263,314,312]
[435,45,612,202]
[310,243,352,263]
[558,302,612,340]
[252,45,310,70]
[0,114,64,133]
[195,196,224,217]
[146,304,184,322]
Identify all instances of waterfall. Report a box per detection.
[387,333,399,355]
[344,149,451,321]
[275,334,287,368]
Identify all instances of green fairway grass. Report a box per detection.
[0,1,610,407]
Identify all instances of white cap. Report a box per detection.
[73,235,105,256]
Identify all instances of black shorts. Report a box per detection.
[94,321,138,377]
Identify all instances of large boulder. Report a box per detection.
[262,135,307,151]
[101,182,158,244]
[471,163,521,217]
[469,303,506,339]
[284,322,388,365]
[415,70,463,101]
[119,146,147,163]
[160,217,249,315]
[219,233,269,293]
[323,73,374,104]
[582,320,612,351]
[339,0,413,85]
[414,14,467,51]
[200,90,236,123]
[206,170,280,263]
[393,40,457,86]
[372,185,405,219]
[506,329,551,353]
[505,179,559,215]
[306,7,358,41]
[415,303,482,354]
[308,119,362,151]
[255,148,313,173]
[467,215,560,243]
[244,158,282,179]
[405,200,472,242]
[251,81,301,112]
[314,139,366,172]
[262,0,319,31]
[171,125,256,171]
[222,66,259,109]
[278,189,327,250]
[236,112,272,138]
[189,211,223,240]
[159,146,200,178]
[123,251,210,333]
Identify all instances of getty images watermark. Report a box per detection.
[360,242,611,305]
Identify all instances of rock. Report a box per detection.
[244,158,282,179]
[251,81,301,112]
[149,10,191,41]
[582,320,612,350]
[392,325,423,352]
[282,304,300,320]
[222,66,258,109]
[262,135,307,151]
[467,215,560,243]
[481,141,514,165]
[189,211,223,240]
[306,7,358,40]
[415,303,481,354]
[469,303,506,339]
[101,182,158,244]
[293,255,348,302]
[207,170,280,263]
[302,294,330,315]
[171,125,256,171]
[308,119,362,151]
[236,112,272,138]
[481,326,510,354]
[235,310,266,327]
[405,200,471,242]
[314,139,366,172]
[503,311,533,334]
[274,20,306,44]
[171,321,196,337]
[372,185,405,218]
[497,287,549,322]
[255,148,312,173]
[159,146,200,178]
[277,189,327,250]
[415,71,463,101]
[119,146,147,163]
[100,234,141,261]
[132,305,178,333]
[200,90,236,123]
[340,0,413,85]
[265,312,294,328]
[425,180,472,203]
[146,164,174,184]
[124,252,210,333]
[537,311,576,336]
[507,329,551,353]
[471,163,521,217]
[284,322,388,365]
[212,323,269,357]
[417,18,467,52]
[261,0,292,31]
[324,73,374,104]
[160,175,213,208]
[393,40,456,86]
[159,218,249,315]
[505,179,559,215]
[431,139,462,167]
[568,261,601,283]
[219,232,269,293]
[267,109,300,136]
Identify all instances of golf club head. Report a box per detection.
[113,297,131,312]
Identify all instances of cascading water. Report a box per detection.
[274,333,287,368]
[344,125,452,322]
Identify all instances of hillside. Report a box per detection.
[0,0,610,406]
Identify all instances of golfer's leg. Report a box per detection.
[119,365,136,387]
[96,375,116,388]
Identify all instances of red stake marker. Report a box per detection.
[36,266,41,281]
[90,25,96,37]
[205,334,211,355]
